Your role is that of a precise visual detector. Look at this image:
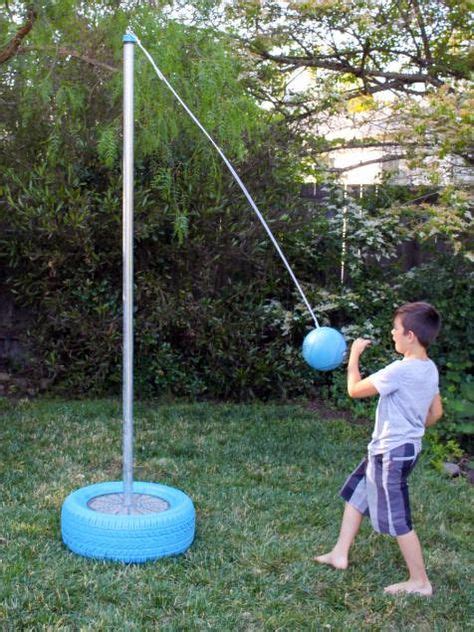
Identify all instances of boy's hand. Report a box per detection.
[350,338,372,358]
[347,338,378,399]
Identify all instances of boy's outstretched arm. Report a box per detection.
[347,338,379,399]
[425,393,443,427]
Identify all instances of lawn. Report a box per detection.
[0,398,472,630]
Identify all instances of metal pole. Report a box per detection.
[122,34,136,509]
[340,183,347,286]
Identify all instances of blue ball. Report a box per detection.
[302,327,347,371]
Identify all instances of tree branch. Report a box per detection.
[0,6,37,65]
[56,47,118,73]
[412,0,434,67]
[328,154,407,173]
[255,49,444,88]
[318,141,408,154]
[18,45,119,73]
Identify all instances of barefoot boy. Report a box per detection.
[315,302,443,596]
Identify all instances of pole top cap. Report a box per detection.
[123,33,138,43]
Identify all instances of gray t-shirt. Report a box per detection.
[368,358,439,455]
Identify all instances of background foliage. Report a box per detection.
[1,1,472,448]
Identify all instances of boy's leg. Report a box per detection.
[314,502,364,569]
[384,530,432,596]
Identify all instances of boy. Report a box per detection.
[315,302,443,596]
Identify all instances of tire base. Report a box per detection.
[61,481,195,563]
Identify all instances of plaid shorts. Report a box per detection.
[340,443,420,536]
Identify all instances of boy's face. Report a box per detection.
[391,316,413,355]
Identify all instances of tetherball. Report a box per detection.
[302,327,347,371]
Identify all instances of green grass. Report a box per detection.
[0,398,472,631]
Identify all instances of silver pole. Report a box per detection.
[340,183,347,286]
[122,35,135,509]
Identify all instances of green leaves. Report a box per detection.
[1,1,471,414]
[97,126,119,169]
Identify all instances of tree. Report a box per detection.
[0,1,319,398]
[215,1,473,179]
[205,0,473,265]
[0,1,472,406]
[0,5,37,64]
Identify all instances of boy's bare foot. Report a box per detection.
[313,551,348,570]
[384,580,433,596]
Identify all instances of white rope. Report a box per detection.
[131,33,320,328]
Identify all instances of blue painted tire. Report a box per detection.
[61,481,195,563]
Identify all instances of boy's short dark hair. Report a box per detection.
[395,302,441,349]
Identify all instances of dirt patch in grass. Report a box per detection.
[306,398,370,426]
